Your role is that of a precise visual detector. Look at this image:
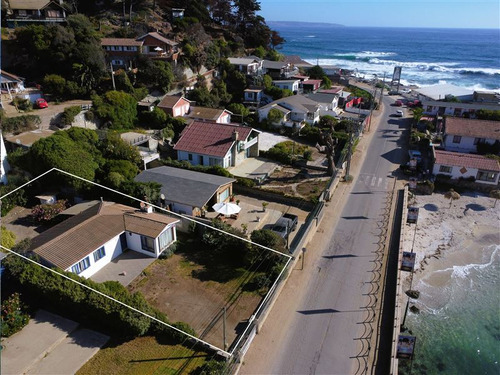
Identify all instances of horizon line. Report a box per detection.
[266,20,500,30]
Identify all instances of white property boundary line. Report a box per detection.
[0,167,293,357]
[0,167,292,259]
[0,244,230,356]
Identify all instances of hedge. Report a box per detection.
[2,115,41,134]
[3,255,196,340]
[61,106,82,126]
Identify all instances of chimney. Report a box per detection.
[232,130,239,142]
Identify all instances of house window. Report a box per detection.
[476,171,497,182]
[473,138,484,145]
[158,227,174,251]
[188,153,193,161]
[198,155,203,164]
[111,60,124,66]
[141,236,155,253]
[439,165,452,174]
[209,157,222,166]
[18,9,27,16]
[46,10,61,18]
[71,257,90,274]
[93,246,106,262]
[219,187,230,202]
[452,135,462,144]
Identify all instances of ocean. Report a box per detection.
[268,23,500,91]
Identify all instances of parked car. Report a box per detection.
[35,98,48,109]
[396,110,404,117]
[271,213,298,239]
[394,100,403,107]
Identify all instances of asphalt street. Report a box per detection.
[240,93,409,375]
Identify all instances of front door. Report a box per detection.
[120,232,128,252]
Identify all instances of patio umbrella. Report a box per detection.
[212,202,241,216]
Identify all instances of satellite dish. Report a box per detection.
[160,194,165,200]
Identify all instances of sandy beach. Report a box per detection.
[398,191,500,374]
[402,191,499,293]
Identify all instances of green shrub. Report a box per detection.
[159,242,178,259]
[0,184,28,216]
[236,177,256,188]
[3,255,194,339]
[1,293,30,337]
[11,238,32,254]
[2,115,41,134]
[61,106,82,126]
[1,226,16,249]
[13,97,32,111]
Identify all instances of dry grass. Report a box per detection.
[77,336,209,375]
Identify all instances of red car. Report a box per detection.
[35,98,48,109]
[395,100,403,106]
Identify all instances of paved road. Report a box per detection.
[240,94,409,375]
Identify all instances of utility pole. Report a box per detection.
[110,63,116,91]
[379,72,386,105]
[223,306,227,350]
[344,120,355,180]
[367,81,378,132]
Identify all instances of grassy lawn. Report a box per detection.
[77,336,209,375]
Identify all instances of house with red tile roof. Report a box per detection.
[173,121,260,168]
[432,150,500,185]
[30,201,179,279]
[157,95,191,117]
[443,117,500,153]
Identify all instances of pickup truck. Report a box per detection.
[271,213,298,239]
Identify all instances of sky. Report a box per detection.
[258,0,500,29]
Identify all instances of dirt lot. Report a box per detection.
[128,235,264,350]
[261,165,330,201]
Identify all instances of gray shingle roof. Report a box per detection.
[135,166,235,208]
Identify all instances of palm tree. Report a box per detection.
[444,188,460,208]
[489,189,500,208]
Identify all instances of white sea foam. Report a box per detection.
[438,244,500,279]
[306,57,499,91]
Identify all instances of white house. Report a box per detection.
[306,92,339,115]
[174,121,260,168]
[1,134,10,184]
[414,84,474,102]
[422,100,500,117]
[433,150,500,185]
[272,79,300,93]
[258,95,320,128]
[243,88,264,104]
[228,57,263,76]
[30,201,179,279]
[443,117,500,153]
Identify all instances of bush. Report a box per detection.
[61,106,82,126]
[0,184,28,216]
[417,180,435,195]
[261,141,309,165]
[1,226,16,249]
[159,242,178,259]
[236,177,256,188]
[11,238,32,254]
[2,115,41,134]
[3,255,196,340]
[31,199,70,222]
[1,293,30,337]
[13,97,32,111]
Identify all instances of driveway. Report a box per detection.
[3,99,92,130]
[1,309,109,375]
[258,131,290,151]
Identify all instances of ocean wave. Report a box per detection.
[305,57,500,91]
[440,244,499,279]
[305,35,316,38]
